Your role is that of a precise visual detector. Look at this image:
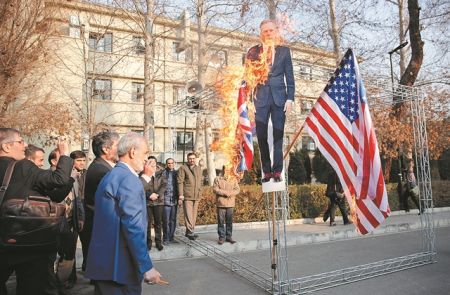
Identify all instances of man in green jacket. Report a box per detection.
[177,152,202,240]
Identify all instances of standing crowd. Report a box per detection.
[0,128,240,295]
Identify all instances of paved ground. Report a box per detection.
[5,208,450,294]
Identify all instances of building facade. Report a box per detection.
[44,0,336,168]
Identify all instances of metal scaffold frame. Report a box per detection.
[265,189,291,294]
[167,88,222,160]
[173,79,436,295]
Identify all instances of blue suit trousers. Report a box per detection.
[255,90,286,174]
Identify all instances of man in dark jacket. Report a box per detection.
[141,156,166,251]
[162,158,179,245]
[323,170,352,226]
[80,131,119,271]
[0,128,73,295]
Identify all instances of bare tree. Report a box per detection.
[0,0,77,140]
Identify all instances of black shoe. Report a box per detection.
[330,222,336,227]
[147,245,152,251]
[185,233,196,240]
[262,173,272,183]
[218,239,224,245]
[273,172,282,182]
[64,280,75,289]
[344,221,353,225]
[156,244,164,251]
[225,238,236,244]
[193,234,199,239]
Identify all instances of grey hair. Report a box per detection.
[0,128,20,146]
[260,19,278,28]
[117,132,146,157]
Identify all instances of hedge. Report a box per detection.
[191,180,450,225]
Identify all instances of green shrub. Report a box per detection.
[193,181,450,225]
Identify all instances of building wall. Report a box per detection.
[45,0,336,164]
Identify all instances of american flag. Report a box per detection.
[237,82,254,172]
[304,49,390,234]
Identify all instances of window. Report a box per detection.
[301,136,315,151]
[89,32,112,52]
[89,79,112,100]
[209,49,227,67]
[176,131,193,151]
[132,82,144,102]
[133,36,145,55]
[217,50,227,66]
[131,129,143,135]
[68,15,81,38]
[299,64,312,80]
[301,100,313,115]
[173,86,186,104]
[172,42,192,63]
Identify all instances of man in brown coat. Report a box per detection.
[213,168,240,245]
[177,152,202,240]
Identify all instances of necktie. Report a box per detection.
[266,46,273,66]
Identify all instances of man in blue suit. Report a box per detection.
[85,132,161,295]
[247,19,295,183]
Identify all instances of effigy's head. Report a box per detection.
[259,19,282,46]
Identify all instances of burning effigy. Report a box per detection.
[213,19,293,186]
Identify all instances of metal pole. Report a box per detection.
[389,52,394,92]
[182,115,187,164]
[271,191,278,283]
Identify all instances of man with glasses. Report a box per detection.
[162,158,179,245]
[0,128,73,295]
[177,153,202,240]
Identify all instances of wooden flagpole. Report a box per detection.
[283,121,306,160]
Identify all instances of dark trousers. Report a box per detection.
[0,253,57,295]
[147,205,164,248]
[163,205,177,242]
[255,91,286,174]
[217,207,234,240]
[57,229,79,286]
[324,197,349,224]
[402,188,420,212]
[79,208,93,271]
[94,280,142,295]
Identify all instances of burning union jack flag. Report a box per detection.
[237,82,254,172]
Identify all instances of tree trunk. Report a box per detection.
[328,0,341,65]
[398,0,407,76]
[144,0,155,150]
[264,0,277,20]
[196,0,216,185]
[399,0,424,86]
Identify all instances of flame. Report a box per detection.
[214,66,245,180]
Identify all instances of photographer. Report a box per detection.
[0,128,73,295]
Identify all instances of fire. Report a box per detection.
[214,66,244,180]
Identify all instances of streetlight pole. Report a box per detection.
[388,41,409,91]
